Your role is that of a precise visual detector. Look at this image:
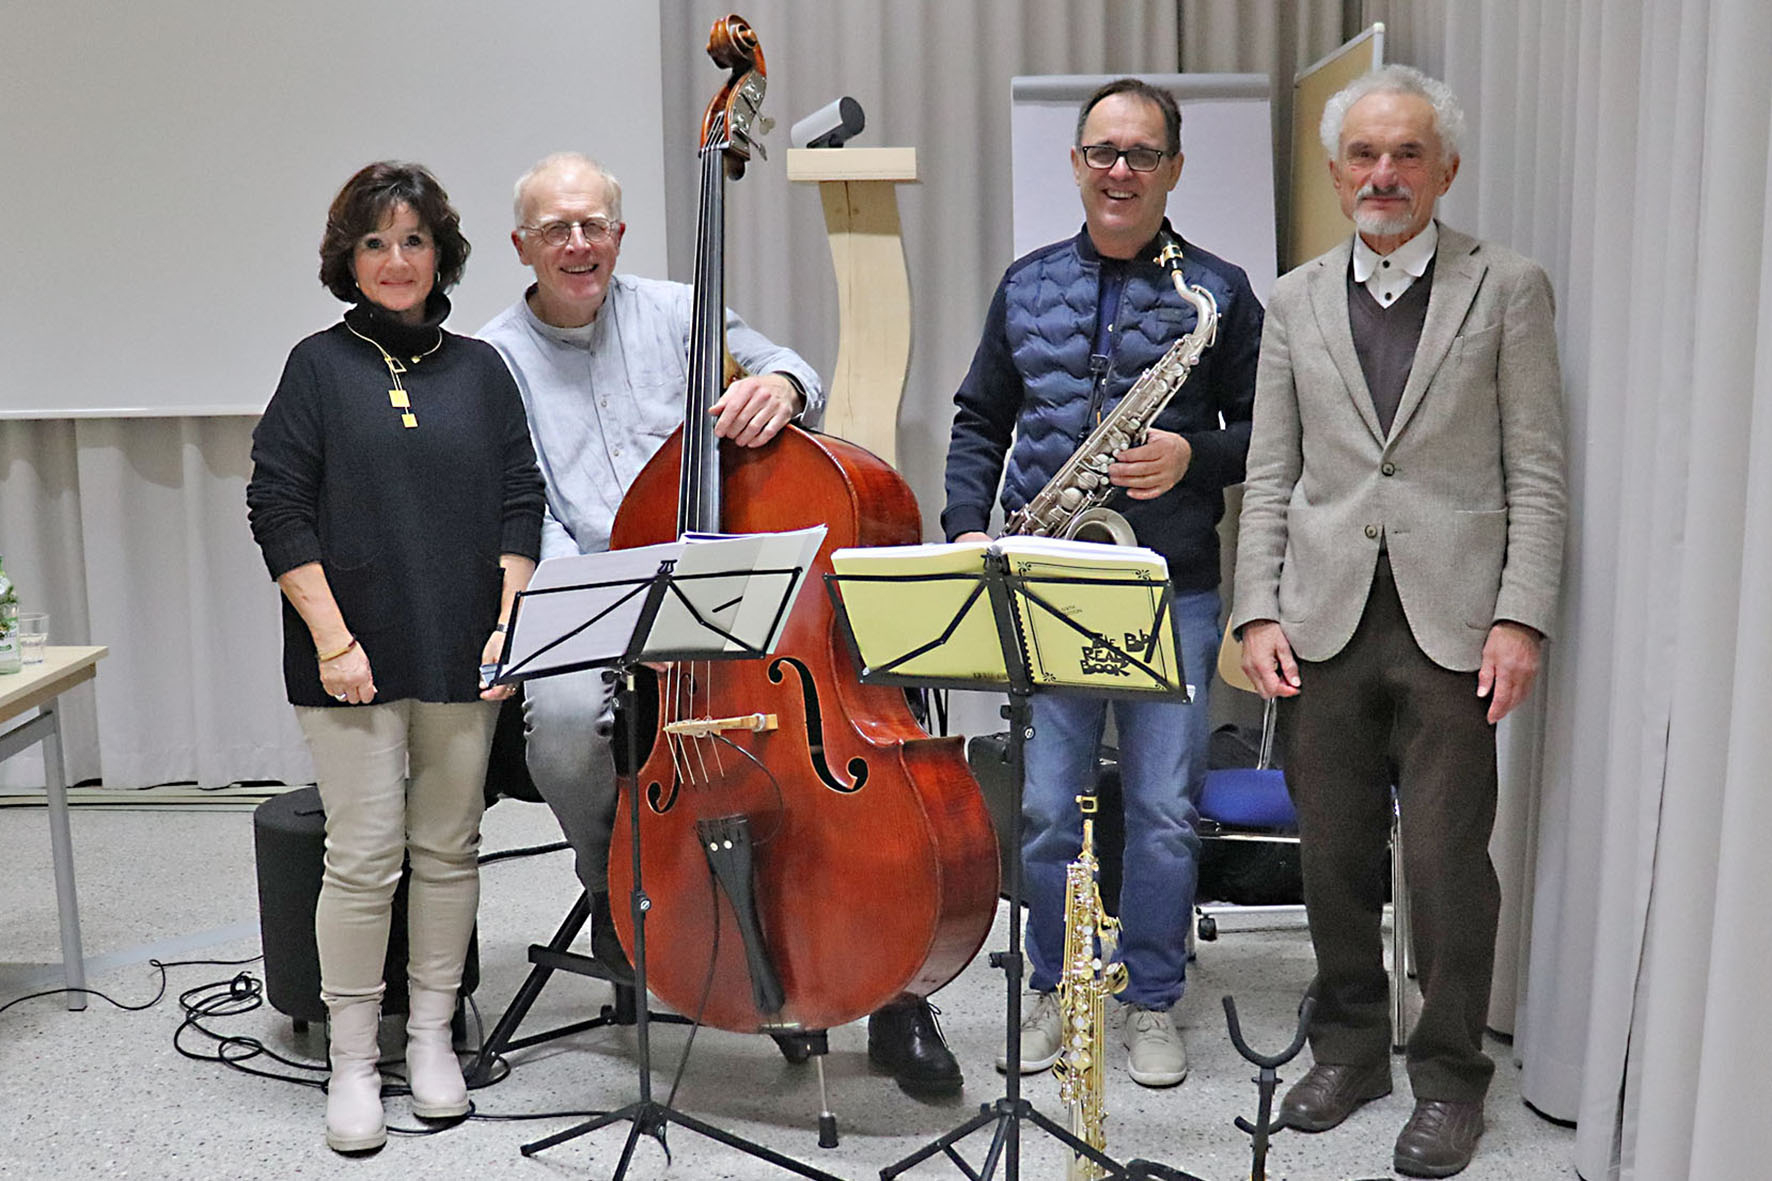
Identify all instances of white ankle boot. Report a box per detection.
[325,999,387,1153]
[405,987,469,1119]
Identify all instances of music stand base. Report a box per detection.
[879,1096,1133,1180]
[522,1098,845,1181]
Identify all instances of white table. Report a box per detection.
[1,645,106,1009]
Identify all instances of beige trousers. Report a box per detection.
[295,699,498,1004]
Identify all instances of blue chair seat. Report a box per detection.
[1198,766,1297,831]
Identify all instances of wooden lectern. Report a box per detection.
[786,146,918,467]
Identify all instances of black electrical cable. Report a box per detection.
[0,952,258,1016]
[478,839,569,866]
[168,964,610,1129]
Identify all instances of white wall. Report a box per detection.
[0,0,668,418]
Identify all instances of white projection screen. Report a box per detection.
[1010,74,1277,302]
[0,1,669,419]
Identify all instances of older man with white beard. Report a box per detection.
[1232,66,1567,1178]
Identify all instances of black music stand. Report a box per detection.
[498,533,843,1181]
[826,543,1204,1181]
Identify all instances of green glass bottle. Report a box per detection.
[0,556,19,674]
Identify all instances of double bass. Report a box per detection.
[606,14,999,1036]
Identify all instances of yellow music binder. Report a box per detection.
[829,538,1178,691]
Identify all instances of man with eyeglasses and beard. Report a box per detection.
[942,78,1264,1088]
[478,151,967,1097]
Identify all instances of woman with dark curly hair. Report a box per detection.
[247,161,544,1154]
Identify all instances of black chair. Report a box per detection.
[253,795,479,1034]
[1199,627,1413,1050]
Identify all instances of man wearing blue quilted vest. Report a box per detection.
[942,78,1263,1087]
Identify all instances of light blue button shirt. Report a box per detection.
[479,274,823,559]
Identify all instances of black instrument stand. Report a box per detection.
[1223,993,1313,1181]
[465,886,692,1089]
[827,548,1197,1181]
[512,552,843,1181]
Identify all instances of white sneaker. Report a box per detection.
[1122,1006,1187,1087]
[994,990,1063,1074]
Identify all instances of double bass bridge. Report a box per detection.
[662,712,778,739]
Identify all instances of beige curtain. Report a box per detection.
[1177,0,1356,264]
[0,417,308,790]
[1384,3,1772,1178]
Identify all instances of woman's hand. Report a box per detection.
[479,629,516,701]
[319,641,376,705]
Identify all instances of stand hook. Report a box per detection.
[1223,992,1315,1181]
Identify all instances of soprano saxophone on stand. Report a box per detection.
[1004,237,1218,547]
[1054,793,1128,1180]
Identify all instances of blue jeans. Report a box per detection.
[1021,587,1220,1009]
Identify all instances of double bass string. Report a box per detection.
[657,117,735,798]
[679,114,723,538]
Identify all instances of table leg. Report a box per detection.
[41,703,87,1010]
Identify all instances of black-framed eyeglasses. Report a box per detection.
[1079,144,1171,173]
[521,217,617,247]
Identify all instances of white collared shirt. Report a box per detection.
[1352,221,1439,307]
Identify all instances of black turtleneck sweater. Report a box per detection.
[248,295,545,707]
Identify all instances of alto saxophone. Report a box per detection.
[1054,792,1128,1180]
[1004,237,1219,547]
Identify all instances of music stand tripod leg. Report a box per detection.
[466,892,592,1085]
[520,662,845,1181]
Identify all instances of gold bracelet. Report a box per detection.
[317,636,358,663]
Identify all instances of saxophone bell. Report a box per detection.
[1062,506,1139,547]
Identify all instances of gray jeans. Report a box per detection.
[523,665,620,892]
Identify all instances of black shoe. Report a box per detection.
[589,891,635,986]
[867,998,962,1097]
[1279,1060,1392,1132]
[1393,1099,1484,1177]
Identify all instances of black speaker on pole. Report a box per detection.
[252,786,478,1025]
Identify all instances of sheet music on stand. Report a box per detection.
[489,525,827,683]
[829,536,1189,698]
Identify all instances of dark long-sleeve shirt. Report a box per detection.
[248,298,545,706]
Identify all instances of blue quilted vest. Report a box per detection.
[996,230,1251,581]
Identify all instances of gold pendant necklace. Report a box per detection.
[346,322,442,429]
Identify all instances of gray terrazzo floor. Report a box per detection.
[1,801,1576,1180]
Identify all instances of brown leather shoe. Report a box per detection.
[1393,1099,1485,1177]
[1279,1060,1392,1132]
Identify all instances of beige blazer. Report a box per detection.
[1230,224,1567,671]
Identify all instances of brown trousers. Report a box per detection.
[1279,556,1500,1102]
